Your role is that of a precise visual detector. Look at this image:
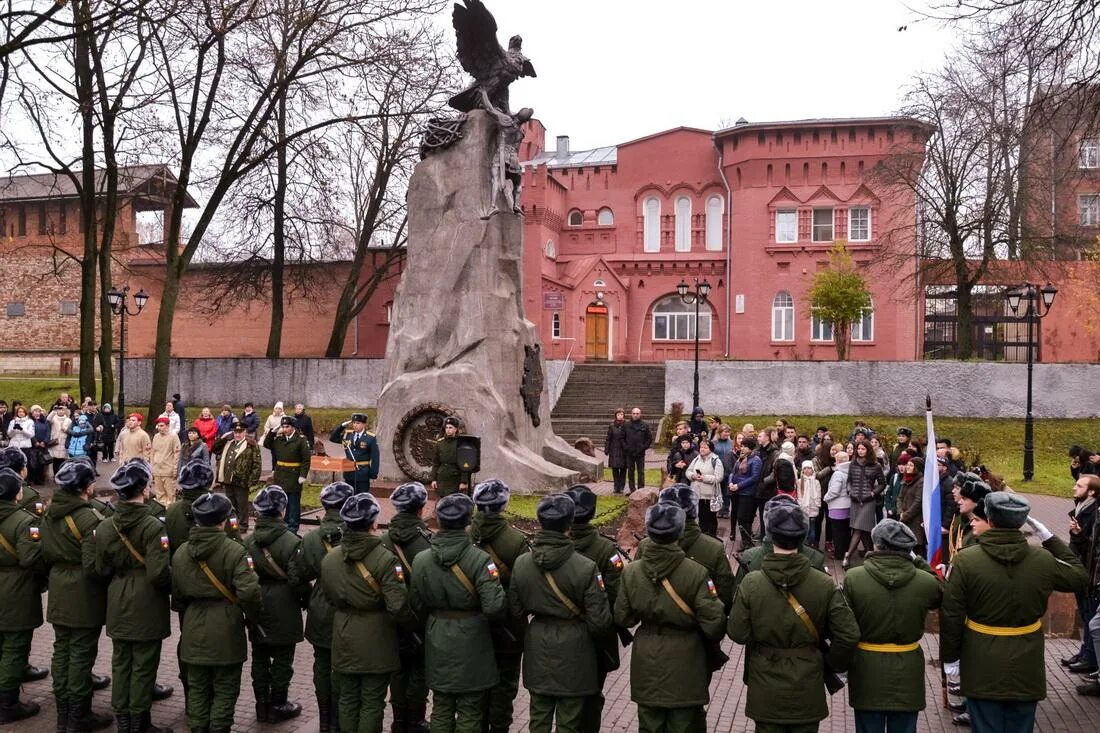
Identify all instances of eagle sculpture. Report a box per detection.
[449,0,536,116]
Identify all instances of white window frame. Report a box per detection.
[705,195,723,251]
[771,292,794,342]
[775,209,797,243]
[810,309,834,342]
[674,196,692,252]
[1080,138,1098,169]
[567,209,583,227]
[551,312,561,338]
[597,207,614,226]
[812,208,833,243]
[848,206,870,241]
[1080,194,1100,226]
[643,197,661,252]
[652,295,712,342]
[851,304,874,342]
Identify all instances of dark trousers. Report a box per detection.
[637,704,704,733]
[51,625,100,702]
[186,663,243,730]
[1075,592,1097,663]
[966,698,1037,733]
[0,629,33,691]
[854,711,918,733]
[828,517,850,560]
[111,639,162,714]
[486,652,521,729]
[735,495,758,539]
[251,642,296,698]
[285,493,302,533]
[336,671,389,733]
[579,671,608,733]
[697,499,718,537]
[625,453,646,490]
[529,693,583,733]
[221,483,251,531]
[611,467,627,493]
[103,439,116,461]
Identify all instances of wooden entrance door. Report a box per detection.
[585,303,609,360]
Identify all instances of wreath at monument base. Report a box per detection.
[393,402,458,482]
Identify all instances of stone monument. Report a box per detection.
[375,1,601,492]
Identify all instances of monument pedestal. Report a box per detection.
[376,110,600,492]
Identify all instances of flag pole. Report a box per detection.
[927,393,949,711]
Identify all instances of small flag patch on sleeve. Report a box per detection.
[34,502,44,515]
[229,516,239,530]
[160,535,170,550]
[609,553,624,570]
[706,579,717,597]
[246,555,255,571]
[394,564,405,582]
[596,573,605,591]
[29,526,40,540]
[486,562,499,578]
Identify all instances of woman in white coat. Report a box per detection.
[686,439,725,537]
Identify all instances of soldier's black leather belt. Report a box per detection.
[434,609,482,619]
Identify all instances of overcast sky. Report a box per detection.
[480,0,958,150]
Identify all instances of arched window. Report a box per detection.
[597,207,614,226]
[772,291,794,342]
[705,195,723,251]
[567,209,583,227]
[643,197,660,252]
[652,294,712,341]
[674,196,691,251]
[851,297,874,342]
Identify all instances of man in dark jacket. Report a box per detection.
[470,479,529,733]
[508,494,611,733]
[430,417,470,497]
[293,404,315,448]
[288,481,353,733]
[622,407,652,493]
[329,413,379,494]
[245,486,308,723]
[941,494,1089,732]
[0,468,43,724]
[380,482,434,733]
[754,427,780,538]
[240,404,260,440]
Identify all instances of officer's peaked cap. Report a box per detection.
[280,416,298,428]
[390,481,428,512]
[565,484,597,522]
[896,426,913,437]
[55,460,96,493]
[340,492,381,529]
[536,493,575,532]
[658,484,698,518]
[436,493,474,527]
[350,413,368,424]
[646,502,685,544]
[254,486,289,517]
[472,479,510,510]
[0,467,22,500]
[191,493,233,526]
[984,492,1030,529]
[320,481,354,510]
[871,518,917,552]
[110,461,151,498]
[177,459,215,494]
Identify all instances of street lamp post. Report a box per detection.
[1004,281,1057,481]
[106,285,149,417]
[677,277,711,412]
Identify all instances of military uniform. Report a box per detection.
[380,488,433,733]
[409,494,506,733]
[245,501,308,722]
[509,495,612,733]
[171,494,263,733]
[329,419,380,494]
[320,494,408,733]
[18,484,46,518]
[0,472,44,723]
[262,424,312,532]
[39,474,112,730]
[92,476,172,732]
[735,540,828,587]
[614,502,725,733]
[470,506,529,732]
[212,429,262,532]
[431,435,470,497]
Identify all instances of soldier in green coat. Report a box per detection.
[409,493,506,733]
[380,481,433,733]
[40,459,114,731]
[940,493,1089,732]
[649,485,736,612]
[92,461,174,733]
[167,460,242,557]
[470,479,529,733]
[614,503,726,733]
[509,494,612,733]
[0,468,44,723]
[262,416,312,532]
[945,475,989,565]
[212,421,262,532]
[728,502,860,733]
[171,493,264,733]
[842,519,942,733]
[430,417,471,497]
[245,486,308,723]
[735,495,828,590]
[321,492,409,732]
[565,484,626,733]
[288,480,353,733]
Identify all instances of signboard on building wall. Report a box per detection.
[543,291,564,310]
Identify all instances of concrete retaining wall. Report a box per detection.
[665,361,1100,418]
[124,358,573,410]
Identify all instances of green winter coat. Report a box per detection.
[0,499,44,630]
[940,530,1088,701]
[614,540,725,708]
[171,525,263,666]
[508,531,611,697]
[320,530,408,675]
[470,511,529,654]
[288,508,343,648]
[166,491,242,561]
[212,434,262,491]
[40,490,107,628]
[263,430,312,494]
[93,500,172,641]
[430,436,470,495]
[244,515,307,645]
[637,519,735,613]
[735,541,828,589]
[571,522,626,671]
[380,511,433,575]
[728,552,860,725]
[409,529,506,694]
[18,485,46,518]
[842,552,943,711]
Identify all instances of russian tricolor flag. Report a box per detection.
[923,396,943,568]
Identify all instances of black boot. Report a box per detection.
[254,696,271,724]
[66,697,112,732]
[0,688,41,723]
[330,693,341,733]
[55,696,68,732]
[136,710,174,733]
[268,690,302,722]
[89,673,110,692]
[390,703,407,733]
[115,713,132,733]
[318,696,331,733]
[23,663,50,682]
[407,702,429,733]
[151,682,174,702]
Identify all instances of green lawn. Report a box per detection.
[0,377,97,410]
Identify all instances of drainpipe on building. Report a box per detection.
[715,136,733,358]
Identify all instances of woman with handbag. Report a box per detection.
[46,405,72,476]
[687,440,724,537]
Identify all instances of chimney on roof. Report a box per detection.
[556,135,570,156]
[735,117,749,126]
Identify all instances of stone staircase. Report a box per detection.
[550,363,666,445]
